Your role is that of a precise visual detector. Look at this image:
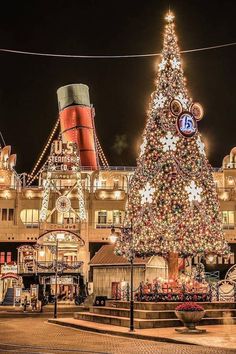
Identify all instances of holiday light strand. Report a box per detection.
[95,135,109,167]
[27,118,60,183]
[0,42,235,59]
[27,159,48,186]
[96,138,109,167]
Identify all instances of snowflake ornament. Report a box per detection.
[140,137,147,156]
[153,93,167,109]
[160,131,179,152]
[140,182,155,205]
[176,93,188,109]
[171,57,180,69]
[185,180,203,203]
[196,136,206,156]
[159,59,167,71]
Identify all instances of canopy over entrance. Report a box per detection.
[37,230,84,247]
[1,273,19,280]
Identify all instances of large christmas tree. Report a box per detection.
[116,11,229,272]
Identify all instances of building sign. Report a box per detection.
[48,140,80,171]
[49,173,77,179]
[14,286,22,306]
[40,222,79,231]
[1,264,17,274]
[51,276,73,285]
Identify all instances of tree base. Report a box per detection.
[168,252,179,280]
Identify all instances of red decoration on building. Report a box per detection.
[57,84,99,169]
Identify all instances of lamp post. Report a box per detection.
[54,233,64,319]
[110,223,134,332]
[53,237,58,318]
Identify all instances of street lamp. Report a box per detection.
[54,233,65,319]
[109,226,118,244]
[109,223,135,332]
[39,247,45,258]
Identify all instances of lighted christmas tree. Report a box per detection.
[116,11,229,273]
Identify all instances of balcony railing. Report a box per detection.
[95,223,123,229]
[223,224,235,230]
[18,260,83,274]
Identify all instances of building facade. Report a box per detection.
[0,82,235,302]
[0,145,236,298]
[0,144,134,301]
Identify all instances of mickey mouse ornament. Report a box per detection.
[169,99,204,138]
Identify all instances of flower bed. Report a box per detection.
[175,302,204,312]
[135,292,211,302]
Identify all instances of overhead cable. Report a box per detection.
[0,42,235,59]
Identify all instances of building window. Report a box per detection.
[221,211,234,229]
[2,209,7,221]
[101,180,106,188]
[20,209,39,227]
[0,252,5,264]
[64,217,74,224]
[8,209,14,221]
[113,180,119,189]
[6,252,11,263]
[97,211,107,224]
[113,210,122,225]
[1,209,14,221]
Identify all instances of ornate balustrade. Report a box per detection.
[18,260,83,274]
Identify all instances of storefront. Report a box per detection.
[17,230,85,303]
[0,264,21,304]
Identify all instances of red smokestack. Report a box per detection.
[57,84,98,169]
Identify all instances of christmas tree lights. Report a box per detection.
[116,11,229,259]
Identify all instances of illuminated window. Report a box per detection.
[221,211,234,228]
[20,209,39,227]
[6,252,11,263]
[101,180,106,188]
[113,180,119,189]
[64,216,74,224]
[97,211,107,224]
[113,210,122,225]
[8,209,14,221]
[2,209,7,221]
[0,252,5,264]
[57,210,78,225]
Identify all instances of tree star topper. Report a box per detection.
[165,10,175,23]
[140,182,155,204]
[185,180,203,203]
[160,131,179,152]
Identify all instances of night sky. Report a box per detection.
[0,0,235,172]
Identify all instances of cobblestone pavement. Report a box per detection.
[0,318,235,354]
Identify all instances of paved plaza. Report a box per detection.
[0,317,235,354]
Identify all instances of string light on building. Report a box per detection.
[27,118,60,184]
